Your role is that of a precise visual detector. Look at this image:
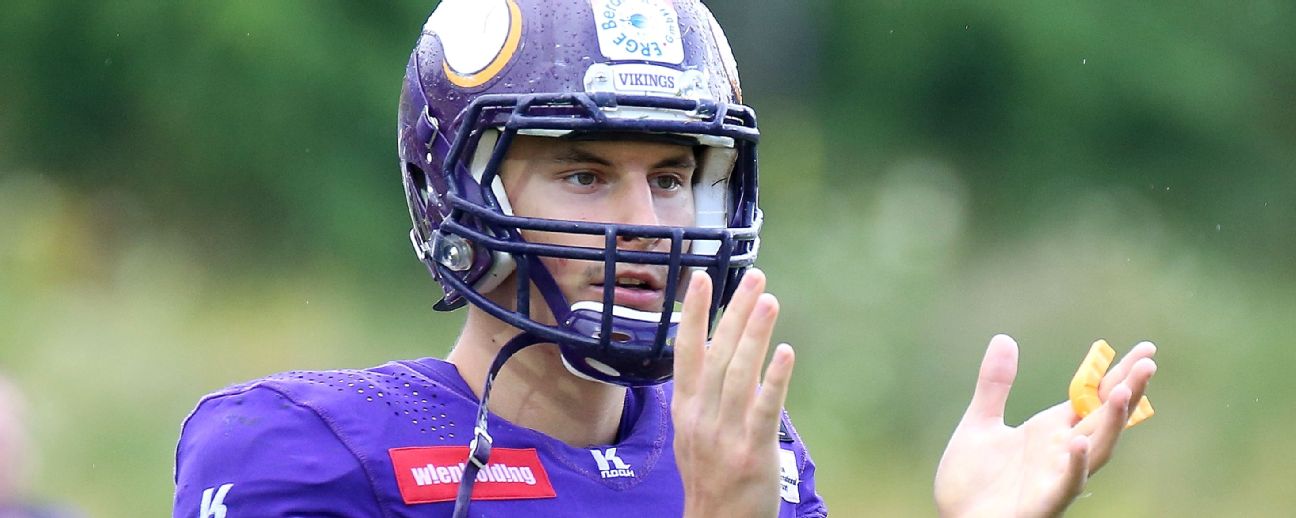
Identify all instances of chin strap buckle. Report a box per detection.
[467,425,493,469]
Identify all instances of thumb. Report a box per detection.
[963,334,1019,425]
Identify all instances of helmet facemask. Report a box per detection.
[406,92,761,386]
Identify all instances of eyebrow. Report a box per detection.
[551,145,697,170]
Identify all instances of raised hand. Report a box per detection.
[934,334,1157,517]
[672,269,796,518]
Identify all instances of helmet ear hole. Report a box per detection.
[405,162,429,203]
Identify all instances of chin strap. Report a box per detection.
[452,332,544,518]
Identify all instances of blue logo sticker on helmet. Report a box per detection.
[592,0,684,64]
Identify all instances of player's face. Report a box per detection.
[495,135,697,320]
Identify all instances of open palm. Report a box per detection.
[934,334,1157,517]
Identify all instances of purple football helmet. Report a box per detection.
[398,0,761,387]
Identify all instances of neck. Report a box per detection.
[447,308,627,447]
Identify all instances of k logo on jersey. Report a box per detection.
[200,483,234,518]
[590,447,635,479]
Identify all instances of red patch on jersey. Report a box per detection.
[389,446,557,504]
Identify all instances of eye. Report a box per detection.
[563,171,599,187]
[651,174,684,190]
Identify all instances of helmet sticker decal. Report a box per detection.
[585,63,684,96]
[590,0,684,64]
[428,0,524,88]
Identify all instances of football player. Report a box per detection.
[173,0,1157,516]
[175,1,821,516]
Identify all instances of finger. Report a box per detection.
[719,293,779,424]
[963,334,1019,425]
[751,343,795,441]
[1122,358,1157,410]
[672,270,712,398]
[1060,434,1091,505]
[1082,382,1132,473]
[700,269,766,406]
[1098,341,1156,399]
[1122,358,1157,424]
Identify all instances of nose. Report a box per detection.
[615,178,664,250]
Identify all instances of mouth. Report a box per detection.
[590,271,669,311]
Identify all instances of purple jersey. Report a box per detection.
[173,358,827,517]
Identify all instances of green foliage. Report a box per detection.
[819,0,1296,270]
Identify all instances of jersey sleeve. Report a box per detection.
[173,386,381,518]
[780,411,828,518]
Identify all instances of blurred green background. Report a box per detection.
[2,1,1294,516]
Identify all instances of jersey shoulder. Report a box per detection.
[173,359,478,518]
[182,358,479,445]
